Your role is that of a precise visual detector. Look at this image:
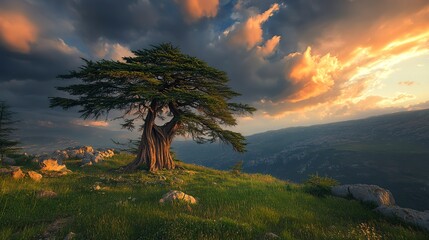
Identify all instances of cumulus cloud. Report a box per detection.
[93,38,134,61]
[285,47,341,102]
[0,11,38,53]
[176,0,219,22]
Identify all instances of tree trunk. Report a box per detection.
[123,107,176,172]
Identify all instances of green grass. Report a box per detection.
[0,154,427,239]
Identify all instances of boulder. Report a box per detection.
[28,171,43,182]
[159,190,197,204]
[331,184,395,207]
[82,152,95,164]
[11,167,25,179]
[40,159,68,172]
[376,206,429,232]
[51,150,69,162]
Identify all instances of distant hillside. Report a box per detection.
[174,109,429,211]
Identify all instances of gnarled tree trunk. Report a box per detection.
[124,106,177,172]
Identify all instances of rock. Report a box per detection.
[51,150,69,162]
[11,168,25,180]
[82,152,95,164]
[40,159,68,172]
[65,145,94,159]
[81,149,114,165]
[376,205,429,232]
[37,190,57,198]
[159,190,197,204]
[331,184,395,207]
[28,171,43,182]
[2,156,16,165]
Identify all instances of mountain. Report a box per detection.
[173,109,429,211]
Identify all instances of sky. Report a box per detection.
[0,0,429,151]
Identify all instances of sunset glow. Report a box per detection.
[1,0,428,137]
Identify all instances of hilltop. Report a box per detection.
[1,154,428,239]
[174,109,429,210]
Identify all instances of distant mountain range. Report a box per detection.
[173,109,429,211]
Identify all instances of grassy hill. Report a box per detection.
[174,109,429,211]
[1,154,428,239]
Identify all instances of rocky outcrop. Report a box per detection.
[376,206,429,232]
[40,159,68,172]
[35,146,115,166]
[331,184,395,207]
[159,190,197,204]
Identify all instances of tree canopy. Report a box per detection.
[50,43,256,171]
[0,101,20,162]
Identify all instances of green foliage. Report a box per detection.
[303,174,339,197]
[0,101,20,162]
[0,154,426,239]
[50,43,256,153]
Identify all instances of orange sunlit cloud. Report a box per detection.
[259,3,429,119]
[286,47,341,102]
[176,0,219,22]
[227,3,280,49]
[257,35,281,57]
[72,119,109,128]
[0,11,38,53]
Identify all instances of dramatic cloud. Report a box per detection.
[0,11,38,53]
[226,3,280,49]
[176,0,219,22]
[1,0,428,145]
[286,47,341,102]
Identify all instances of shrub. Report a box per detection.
[230,160,244,175]
[303,174,339,197]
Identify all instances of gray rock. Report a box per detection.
[81,152,95,164]
[332,184,395,207]
[376,205,429,232]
